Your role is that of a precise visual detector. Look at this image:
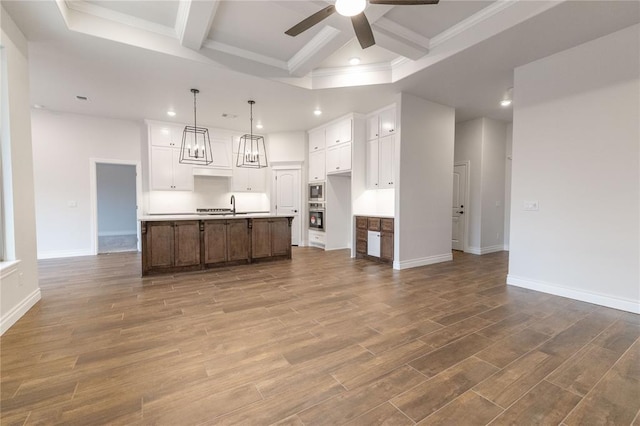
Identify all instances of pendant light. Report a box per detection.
[236,100,268,169]
[179,88,213,165]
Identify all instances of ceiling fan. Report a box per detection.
[285,0,440,49]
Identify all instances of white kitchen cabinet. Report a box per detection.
[366,135,395,189]
[366,139,379,188]
[378,107,396,137]
[378,135,395,188]
[210,137,232,169]
[366,115,379,141]
[150,124,183,148]
[326,142,351,174]
[231,165,266,192]
[150,146,194,190]
[309,150,326,182]
[308,128,325,152]
[325,118,352,147]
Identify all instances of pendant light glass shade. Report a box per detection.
[180,89,213,165]
[236,100,268,169]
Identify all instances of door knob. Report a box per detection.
[457,211,464,214]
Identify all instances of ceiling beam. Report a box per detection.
[372,17,429,60]
[176,0,220,51]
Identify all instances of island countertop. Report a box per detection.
[139,212,286,221]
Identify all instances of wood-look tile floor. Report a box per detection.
[2,248,639,425]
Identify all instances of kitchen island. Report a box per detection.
[140,214,293,276]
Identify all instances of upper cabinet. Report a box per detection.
[367,106,396,140]
[148,123,193,191]
[365,105,396,189]
[325,118,352,147]
[378,107,396,138]
[309,150,326,182]
[308,128,325,152]
[231,136,267,192]
[326,143,351,174]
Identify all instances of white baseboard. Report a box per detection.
[467,245,505,255]
[507,274,640,314]
[1,288,41,335]
[394,253,453,270]
[98,231,137,237]
[38,249,93,260]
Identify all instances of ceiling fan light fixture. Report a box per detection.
[335,0,366,17]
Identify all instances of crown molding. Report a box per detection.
[287,26,343,75]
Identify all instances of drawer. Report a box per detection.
[381,218,394,232]
[309,231,325,245]
[368,218,381,231]
[356,229,368,241]
[356,216,367,230]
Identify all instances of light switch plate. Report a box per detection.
[523,200,539,211]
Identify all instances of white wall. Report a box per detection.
[31,110,141,258]
[508,24,640,314]
[268,131,305,163]
[396,92,455,269]
[0,8,41,334]
[454,117,507,254]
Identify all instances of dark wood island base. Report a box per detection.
[141,216,293,276]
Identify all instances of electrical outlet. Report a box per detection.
[523,200,539,211]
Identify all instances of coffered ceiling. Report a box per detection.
[2,1,639,132]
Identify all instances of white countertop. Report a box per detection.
[140,212,289,221]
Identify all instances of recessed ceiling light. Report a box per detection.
[313,109,322,116]
[222,113,238,119]
[76,95,88,101]
[256,123,264,130]
[500,87,513,107]
[167,110,176,117]
[349,57,361,66]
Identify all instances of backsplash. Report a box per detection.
[146,176,270,214]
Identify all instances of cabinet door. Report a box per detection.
[150,124,182,147]
[379,107,396,137]
[326,118,352,147]
[327,143,351,174]
[366,139,379,189]
[309,150,325,182]
[147,222,174,268]
[172,149,195,190]
[151,146,175,190]
[203,221,227,264]
[378,135,394,189]
[380,231,394,261]
[173,221,201,266]
[232,165,265,192]
[210,138,232,169]
[227,220,250,261]
[270,218,291,257]
[308,128,325,152]
[251,219,271,258]
[366,115,379,141]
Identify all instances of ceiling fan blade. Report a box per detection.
[285,5,336,36]
[369,0,439,4]
[351,13,375,49]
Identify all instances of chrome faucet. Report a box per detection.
[230,194,236,215]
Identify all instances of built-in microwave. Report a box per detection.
[308,183,325,202]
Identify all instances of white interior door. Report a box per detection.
[274,169,301,245]
[452,164,467,251]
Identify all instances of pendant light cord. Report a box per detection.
[193,90,197,128]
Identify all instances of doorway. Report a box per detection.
[90,159,142,255]
[273,168,301,245]
[452,162,469,251]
